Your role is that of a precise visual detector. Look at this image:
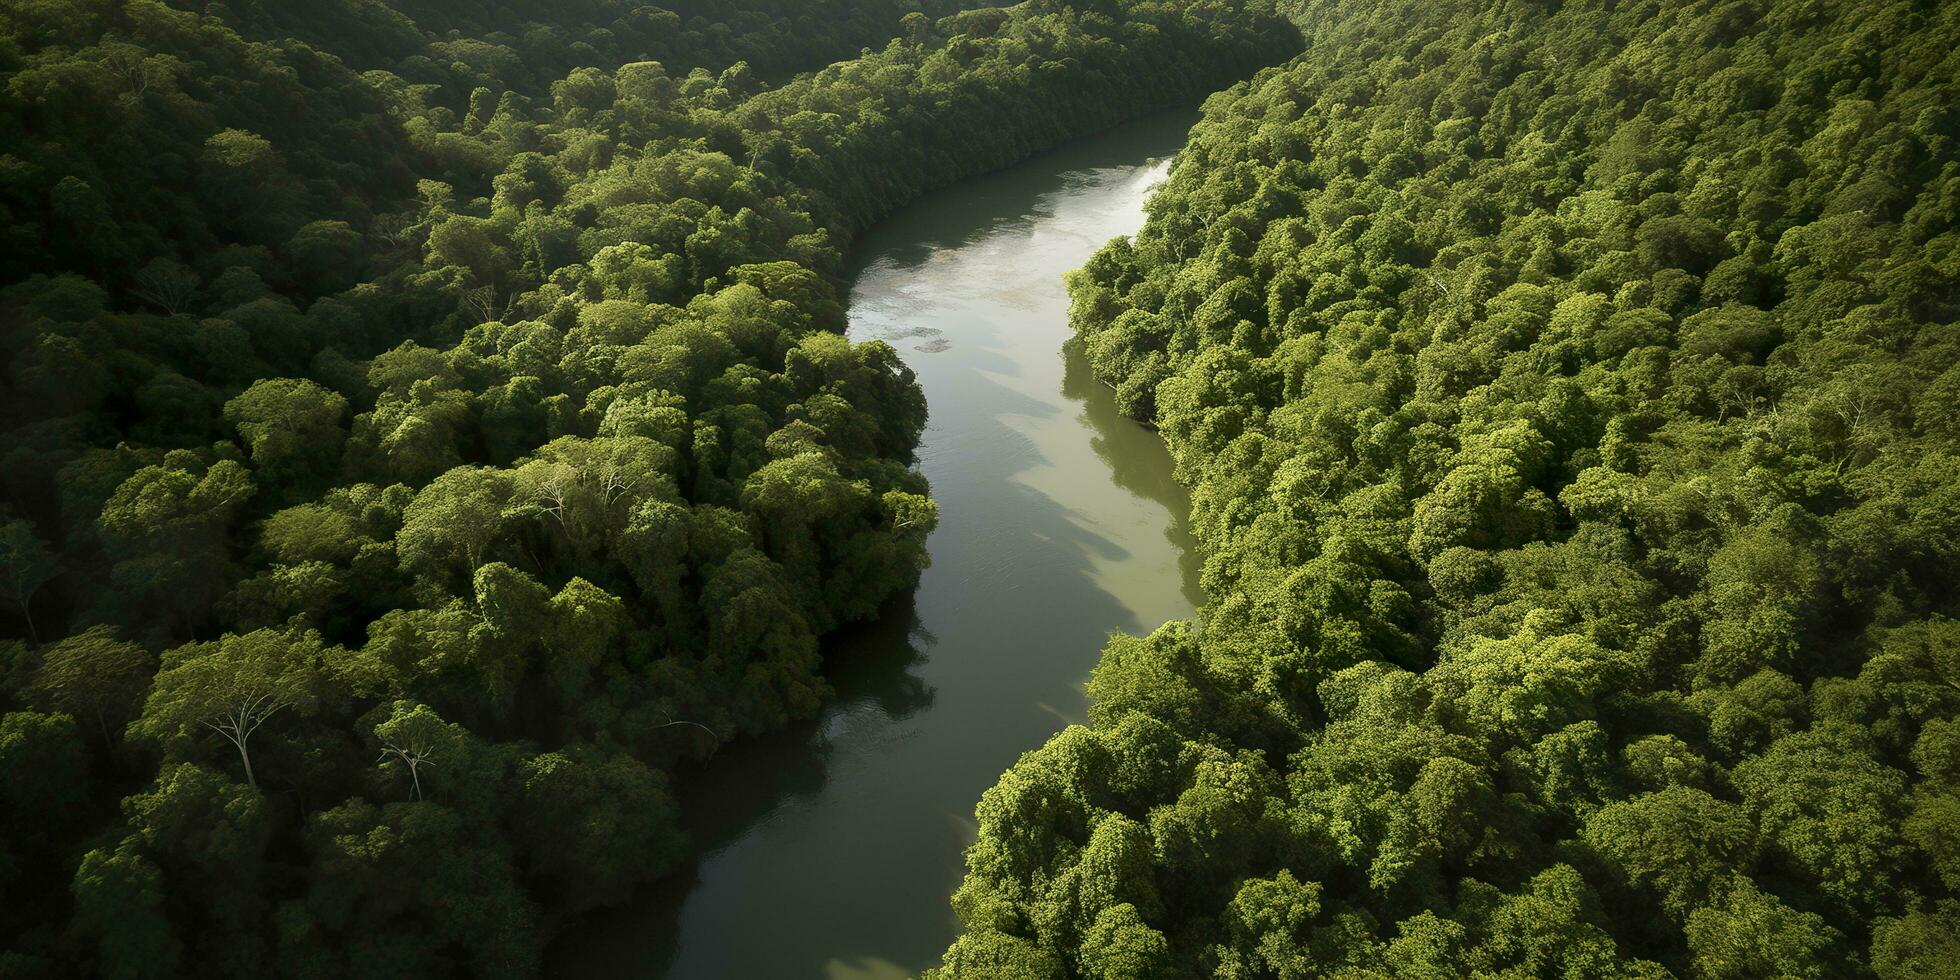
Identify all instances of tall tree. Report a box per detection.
[130,629,330,787]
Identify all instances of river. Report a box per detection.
[547,107,1202,979]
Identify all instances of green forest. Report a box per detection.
[936,0,1960,977]
[5,0,1957,976]
[0,0,1290,974]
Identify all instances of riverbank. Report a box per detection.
[547,107,1203,979]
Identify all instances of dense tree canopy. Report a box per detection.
[938,0,1960,975]
[0,0,1294,973]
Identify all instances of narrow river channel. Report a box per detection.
[548,107,1202,979]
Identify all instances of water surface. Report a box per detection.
[550,108,1201,979]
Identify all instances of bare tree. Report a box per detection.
[379,734,438,801]
[596,460,638,506]
[533,468,573,529]
[463,284,507,324]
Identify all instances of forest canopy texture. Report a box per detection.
[935,0,1960,977]
[0,0,1293,975]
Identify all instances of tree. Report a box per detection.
[223,378,348,487]
[287,220,365,295]
[1457,865,1655,977]
[397,467,517,589]
[289,801,537,978]
[95,456,255,632]
[1212,870,1320,978]
[0,0,1304,969]
[122,762,272,948]
[131,628,330,786]
[371,701,463,802]
[1427,628,1625,749]
[1733,723,1911,915]
[70,837,180,980]
[132,257,200,316]
[1407,434,1559,563]
[541,577,626,702]
[1870,902,1960,979]
[1084,620,1234,738]
[200,129,284,236]
[1685,875,1842,979]
[0,710,89,854]
[0,517,56,642]
[259,502,363,565]
[1581,785,1758,919]
[508,747,686,905]
[1077,903,1175,980]
[932,930,1065,980]
[21,625,153,745]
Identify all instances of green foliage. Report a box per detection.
[222,378,348,491]
[17,624,152,745]
[131,627,333,787]
[941,0,1960,973]
[0,0,1296,970]
[69,838,179,980]
[1,710,89,894]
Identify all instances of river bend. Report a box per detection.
[550,108,1201,979]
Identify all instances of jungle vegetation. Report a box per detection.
[936,0,1960,977]
[0,0,1294,974]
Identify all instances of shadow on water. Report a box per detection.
[557,598,938,978]
[1060,340,1206,609]
[545,107,1201,979]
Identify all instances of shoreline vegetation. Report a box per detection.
[0,1,1296,974]
[936,0,1960,977]
[5,0,1956,976]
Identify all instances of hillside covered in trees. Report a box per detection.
[937,0,1960,976]
[0,0,1295,974]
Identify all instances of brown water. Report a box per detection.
[547,107,1201,979]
